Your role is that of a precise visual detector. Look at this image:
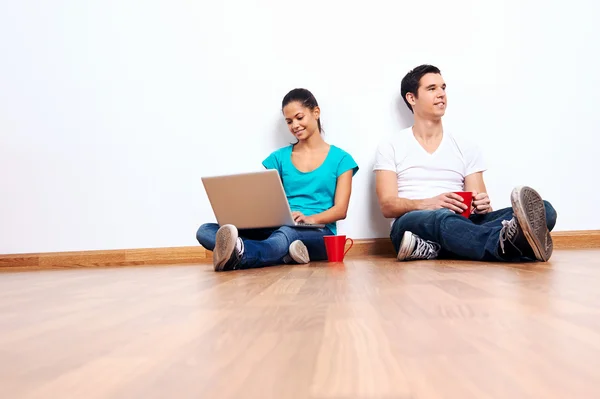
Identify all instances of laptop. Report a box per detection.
[201,169,326,230]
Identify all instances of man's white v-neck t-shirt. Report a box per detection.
[373,127,486,200]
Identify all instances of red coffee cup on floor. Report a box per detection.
[454,191,474,218]
[323,235,354,262]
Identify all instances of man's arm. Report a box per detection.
[464,172,492,213]
[376,171,470,219]
[375,171,421,219]
[464,172,487,194]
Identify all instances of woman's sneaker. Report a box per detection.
[283,240,310,264]
[213,224,244,271]
[397,231,441,261]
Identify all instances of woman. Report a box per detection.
[197,88,358,271]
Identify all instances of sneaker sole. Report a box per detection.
[213,225,238,271]
[397,231,416,261]
[511,186,553,262]
[289,240,310,264]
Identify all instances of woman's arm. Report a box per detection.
[293,170,353,224]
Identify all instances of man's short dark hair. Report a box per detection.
[401,65,442,113]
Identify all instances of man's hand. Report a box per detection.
[292,211,317,224]
[472,191,492,214]
[420,192,469,214]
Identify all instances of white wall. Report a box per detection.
[1,0,599,254]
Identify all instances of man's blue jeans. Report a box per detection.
[390,201,557,261]
[196,224,333,268]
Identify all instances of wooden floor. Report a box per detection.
[1,250,600,398]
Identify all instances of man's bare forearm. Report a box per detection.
[380,197,423,219]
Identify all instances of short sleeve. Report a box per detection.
[464,143,487,176]
[262,149,282,174]
[336,151,359,177]
[373,140,396,172]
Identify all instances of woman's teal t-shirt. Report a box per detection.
[262,145,359,235]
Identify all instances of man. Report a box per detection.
[374,64,557,262]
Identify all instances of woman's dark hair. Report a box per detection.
[282,88,323,133]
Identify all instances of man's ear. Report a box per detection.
[406,92,416,108]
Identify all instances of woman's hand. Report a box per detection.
[292,211,317,224]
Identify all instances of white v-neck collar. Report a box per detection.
[411,128,445,156]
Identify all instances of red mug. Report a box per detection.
[323,235,354,262]
[454,191,474,218]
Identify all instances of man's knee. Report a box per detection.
[413,208,455,224]
[401,208,453,221]
[432,208,456,218]
[390,209,453,246]
[392,209,451,230]
[543,200,557,231]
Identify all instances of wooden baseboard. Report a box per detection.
[0,247,210,271]
[347,230,600,255]
[551,230,600,249]
[1,230,598,271]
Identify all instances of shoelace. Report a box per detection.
[499,218,518,254]
[408,237,441,260]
